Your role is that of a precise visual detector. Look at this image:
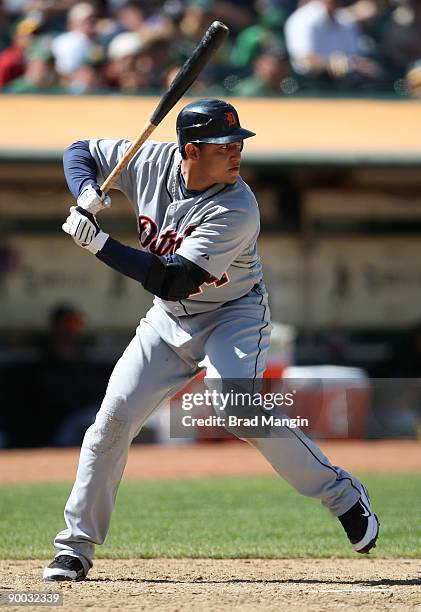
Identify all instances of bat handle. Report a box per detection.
[100,121,156,193]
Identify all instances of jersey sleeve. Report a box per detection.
[88,138,160,202]
[175,205,259,280]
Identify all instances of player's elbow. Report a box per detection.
[143,254,209,301]
[155,281,195,302]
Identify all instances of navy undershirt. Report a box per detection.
[63,140,98,198]
[178,170,206,198]
[96,237,152,284]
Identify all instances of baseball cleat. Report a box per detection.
[338,485,380,553]
[43,555,87,581]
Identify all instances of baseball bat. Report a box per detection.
[100,21,229,194]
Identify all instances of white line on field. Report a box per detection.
[315,588,392,593]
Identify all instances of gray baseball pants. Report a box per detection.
[53,288,361,573]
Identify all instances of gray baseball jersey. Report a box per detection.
[89,139,263,316]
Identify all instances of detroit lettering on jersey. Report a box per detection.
[138,215,229,291]
[89,139,263,316]
[138,214,197,257]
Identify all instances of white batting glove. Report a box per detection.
[77,184,112,215]
[62,206,109,254]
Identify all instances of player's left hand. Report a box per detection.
[77,184,112,215]
[62,206,109,254]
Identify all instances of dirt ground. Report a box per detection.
[0,439,420,484]
[0,559,420,611]
[1,441,420,610]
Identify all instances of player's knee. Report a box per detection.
[84,395,131,453]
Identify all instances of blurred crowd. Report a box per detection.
[0,0,420,97]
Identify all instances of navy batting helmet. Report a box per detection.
[176,99,255,151]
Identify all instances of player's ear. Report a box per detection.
[184,143,201,161]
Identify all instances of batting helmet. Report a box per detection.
[176,99,255,151]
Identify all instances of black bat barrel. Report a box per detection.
[150,21,229,127]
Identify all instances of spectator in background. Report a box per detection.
[114,0,145,31]
[0,4,11,52]
[104,30,148,91]
[179,0,255,39]
[5,38,64,92]
[51,2,98,77]
[35,304,100,446]
[41,304,87,366]
[104,24,176,93]
[378,0,421,77]
[212,0,257,35]
[176,1,233,84]
[230,0,288,73]
[0,0,413,96]
[345,0,395,84]
[174,0,211,40]
[284,0,384,90]
[96,1,146,47]
[65,46,108,94]
[8,1,83,35]
[0,11,43,87]
[406,59,421,97]
[136,29,175,90]
[232,50,293,95]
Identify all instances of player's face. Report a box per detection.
[197,141,243,184]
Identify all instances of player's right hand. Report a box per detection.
[77,184,112,215]
[62,206,109,254]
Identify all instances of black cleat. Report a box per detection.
[43,555,87,581]
[338,485,380,553]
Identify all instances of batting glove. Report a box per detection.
[62,206,109,254]
[77,184,112,215]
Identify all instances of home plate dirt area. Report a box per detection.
[1,558,420,611]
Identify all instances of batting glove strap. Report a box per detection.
[86,229,109,254]
[62,206,109,254]
[77,184,112,215]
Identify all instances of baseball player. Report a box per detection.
[43,98,379,581]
